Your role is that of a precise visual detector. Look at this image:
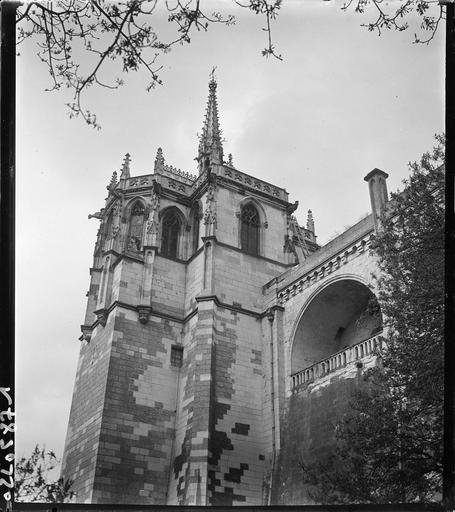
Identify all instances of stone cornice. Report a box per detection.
[195,294,261,318]
[277,214,374,289]
[215,239,293,268]
[186,245,204,264]
[81,295,290,340]
[110,251,144,269]
[215,175,292,209]
[214,165,288,202]
[277,229,376,305]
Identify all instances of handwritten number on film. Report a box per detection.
[0,387,15,502]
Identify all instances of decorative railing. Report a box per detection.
[290,333,384,391]
[159,164,197,185]
[127,175,153,188]
[219,165,287,200]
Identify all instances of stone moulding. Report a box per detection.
[159,164,196,185]
[81,296,272,336]
[221,166,285,200]
[93,308,108,327]
[278,231,375,305]
[79,325,93,343]
[127,175,153,188]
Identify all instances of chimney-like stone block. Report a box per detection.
[364,168,389,230]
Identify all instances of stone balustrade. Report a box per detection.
[218,165,287,201]
[160,164,197,185]
[290,333,384,391]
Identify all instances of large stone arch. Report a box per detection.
[274,276,384,505]
[290,276,382,375]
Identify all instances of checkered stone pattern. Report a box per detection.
[171,301,216,505]
[62,306,182,504]
[168,302,267,506]
[208,308,266,506]
[63,159,384,505]
[61,314,117,502]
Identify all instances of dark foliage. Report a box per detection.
[300,136,445,504]
[14,445,74,503]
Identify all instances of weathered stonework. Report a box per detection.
[62,79,389,505]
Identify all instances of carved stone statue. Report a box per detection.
[128,236,141,251]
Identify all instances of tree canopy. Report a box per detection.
[14,445,74,503]
[14,0,444,128]
[300,135,445,504]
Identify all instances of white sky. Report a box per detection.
[15,0,444,469]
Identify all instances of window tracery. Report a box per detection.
[161,209,181,259]
[240,203,260,255]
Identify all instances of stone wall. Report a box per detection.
[208,306,266,505]
[214,187,289,263]
[273,369,362,505]
[61,316,116,502]
[64,156,385,506]
[89,307,182,504]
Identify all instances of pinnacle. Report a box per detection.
[306,209,315,233]
[154,147,165,173]
[120,153,131,180]
[107,171,118,192]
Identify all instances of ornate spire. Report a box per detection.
[306,209,315,233]
[120,153,131,180]
[197,71,224,174]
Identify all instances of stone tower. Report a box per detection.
[62,76,389,505]
[61,77,319,505]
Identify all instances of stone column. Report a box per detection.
[364,168,389,231]
[94,254,111,326]
[138,185,161,324]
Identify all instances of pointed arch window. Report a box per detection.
[161,209,181,259]
[241,203,260,256]
[128,201,145,251]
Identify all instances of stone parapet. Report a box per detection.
[275,214,375,303]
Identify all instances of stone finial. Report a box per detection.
[227,153,234,167]
[120,153,131,180]
[107,171,118,192]
[364,168,389,231]
[154,147,165,173]
[306,209,315,233]
[210,65,217,83]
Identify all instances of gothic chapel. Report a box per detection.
[61,77,388,505]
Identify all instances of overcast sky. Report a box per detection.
[15,0,444,468]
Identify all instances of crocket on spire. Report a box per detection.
[197,70,224,174]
